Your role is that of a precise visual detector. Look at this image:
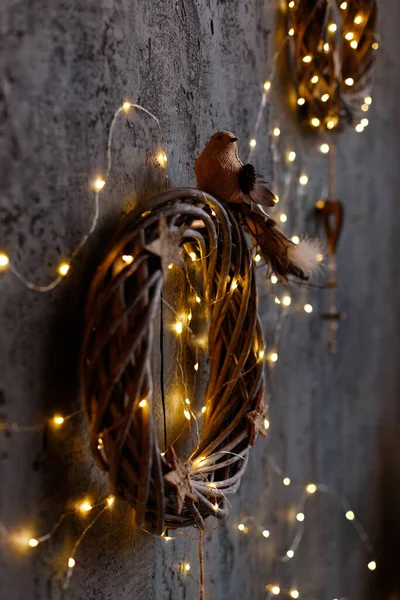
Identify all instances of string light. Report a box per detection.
[194,362,199,371]
[340,1,348,8]
[288,0,295,8]
[174,320,183,334]
[78,501,93,513]
[28,538,39,548]
[326,119,336,130]
[287,549,295,558]
[282,295,291,307]
[122,254,133,264]
[269,352,279,363]
[279,213,287,223]
[288,27,295,36]
[328,23,337,32]
[320,143,330,154]
[254,253,261,262]
[306,483,317,494]
[361,118,369,127]
[264,81,271,91]
[184,563,191,571]
[323,42,330,52]
[296,512,305,522]
[231,280,238,290]
[122,101,131,111]
[283,477,291,485]
[311,75,319,84]
[354,14,363,24]
[156,152,168,167]
[184,409,191,420]
[271,275,278,284]
[68,557,76,569]
[262,529,270,538]
[345,77,355,86]
[290,590,300,598]
[355,124,364,133]
[297,97,305,106]
[310,117,320,127]
[368,561,377,571]
[0,253,9,269]
[195,295,201,303]
[187,310,192,322]
[168,263,173,269]
[139,399,147,408]
[163,536,173,542]
[274,195,280,204]
[350,40,358,49]
[52,415,65,426]
[288,151,296,162]
[201,406,206,414]
[58,263,70,277]
[291,236,300,245]
[93,178,106,192]
[249,139,257,148]
[361,104,369,112]
[316,252,324,262]
[345,510,355,521]
[345,31,355,40]
[299,174,308,185]
[365,96,372,105]
[321,93,329,102]
[264,419,270,430]
[271,586,281,595]
[273,127,281,137]
[275,297,281,305]
[238,523,245,531]
[258,349,265,359]
[372,42,379,50]
[302,55,312,63]
[304,304,313,314]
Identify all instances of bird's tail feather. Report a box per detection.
[249,179,276,208]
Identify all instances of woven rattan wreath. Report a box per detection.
[288,0,378,130]
[80,188,266,535]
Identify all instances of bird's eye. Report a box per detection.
[217,134,222,140]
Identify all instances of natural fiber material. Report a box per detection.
[288,0,378,130]
[80,188,266,535]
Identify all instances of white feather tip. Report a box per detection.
[287,237,323,278]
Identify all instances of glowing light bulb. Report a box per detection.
[187,311,192,322]
[94,178,106,191]
[185,398,190,405]
[282,295,291,306]
[0,253,9,268]
[355,124,364,133]
[58,262,70,276]
[354,14,363,24]
[321,93,329,102]
[275,297,281,305]
[323,42,330,52]
[340,1,347,8]
[122,101,131,111]
[157,152,168,167]
[194,362,199,371]
[201,406,206,413]
[350,40,358,49]
[326,120,336,130]
[174,321,183,334]
[262,529,270,538]
[28,538,39,548]
[372,42,379,50]
[184,563,191,571]
[311,117,320,127]
[79,501,93,513]
[291,236,300,245]
[297,97,305,106]
[345,77,354,86]
[272,586,280,595]
[283,477,291,486]
[273,194,279,204]
[361,104,369,112]
[238,523,245,531]
[328,23,337,32]
[107,495,115,507]
[195,296,201,303]
[368,561,377,571]
[304,304,313,314]
[68,557,76,568]
[287,549,295,558]
[258,349,265,359]
[316,200,325,209]
[249,139,257,148]
[296,512,305,522]
[269,352,278,363]
[189,252,197,261]
[273,127,281,136]
[345,31,354,40]
[302,55,312,63]
[288,151,296,162]
[254,253,261,262]
[52,415,64,426]
[311,75,319,84]
[270,275,278,284]
[290,591,299,599]
[288,0,295,7]
[316,252,324,262]
[288,27,294,36]
[306,483,317,494]
[320,143,330,154]
[184,409,191,420]
[122,254,133,264]
[168,263,173,269]
[346,510,355,520]
[365,96,372,105]
[264,419,270,430]
[264,81,271,91]
[139,399,148,409]
[361,118,369,127]
[299,174,309,185]
[279,213,287,223]
[208,482,217,489]
[231,280,238,290]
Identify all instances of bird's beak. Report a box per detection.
[230,137,238,143]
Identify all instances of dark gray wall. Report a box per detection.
[1,1,399,599]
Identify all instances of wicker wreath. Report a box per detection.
[80,188,266,535]
[288,0,378,130]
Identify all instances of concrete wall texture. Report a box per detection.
[1,0,400,599]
